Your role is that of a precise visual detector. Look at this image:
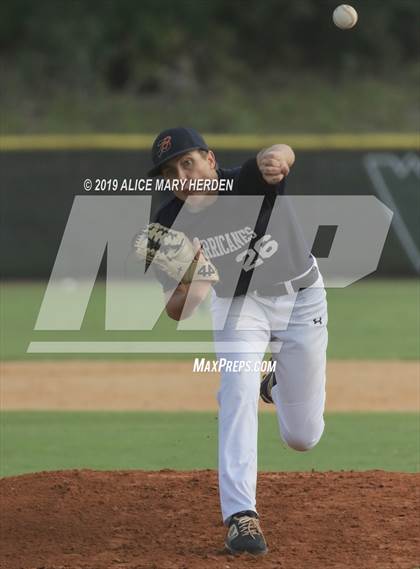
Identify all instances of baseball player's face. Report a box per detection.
[161,150,218,204]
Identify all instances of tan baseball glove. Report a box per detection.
[133,222,219,284]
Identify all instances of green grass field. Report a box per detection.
[1,279,419,360]
[1,279,418,478]
[1,412,418,477]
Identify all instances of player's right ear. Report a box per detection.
[207,150,217,170]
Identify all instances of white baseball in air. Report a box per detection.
[333,4,358,29]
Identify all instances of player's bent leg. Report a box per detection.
[270,329,327,452]
[270,285,328,453]
[275,388,326,452]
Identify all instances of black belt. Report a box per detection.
[254,264,319,297]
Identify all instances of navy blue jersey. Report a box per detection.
[152,158,312,297]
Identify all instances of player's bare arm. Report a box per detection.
[257,144,295,184]
[164,279,212,321]
[164,237,214,321]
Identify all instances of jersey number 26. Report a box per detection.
[235,235,278,272]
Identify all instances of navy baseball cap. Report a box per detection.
[148,127,209,176]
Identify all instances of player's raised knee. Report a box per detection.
[283,430,323,452]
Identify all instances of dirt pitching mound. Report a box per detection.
[1,470,418,569]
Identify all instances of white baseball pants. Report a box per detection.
[211,277,328,523]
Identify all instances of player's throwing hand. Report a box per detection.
[257,144,295,184]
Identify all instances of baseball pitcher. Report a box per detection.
[134,127,328,556]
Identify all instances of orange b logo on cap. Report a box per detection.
[157,135,172,157]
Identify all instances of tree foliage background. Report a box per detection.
[2,0,419,95]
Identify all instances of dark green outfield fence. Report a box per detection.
[1,135,419,277]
